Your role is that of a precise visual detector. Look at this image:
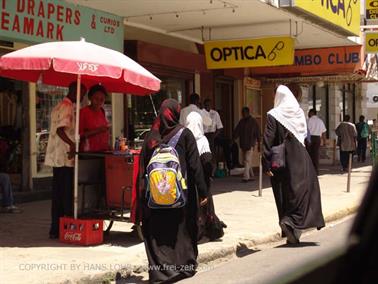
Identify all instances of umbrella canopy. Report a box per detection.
[0,39,161,95]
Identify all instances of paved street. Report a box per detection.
[0,165,370,284]
[179,217,353,284]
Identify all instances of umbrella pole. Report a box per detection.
[149,94,158,117]
[73,74,81,219]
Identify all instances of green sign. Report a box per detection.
[0,0,124,51]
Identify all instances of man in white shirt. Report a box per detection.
[203,98,223,152]
[307,109,327,174]
[45,82,86,239]
[179,93,212,128]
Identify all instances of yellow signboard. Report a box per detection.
[294,0,360,36]
[204,37,294,69]
[365,33,378,53]
[366,0,378,20]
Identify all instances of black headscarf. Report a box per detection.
[146,98,182,150]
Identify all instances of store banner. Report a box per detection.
[280,0,360,36]
[251,45,362,76]
[364,82,378,108]
[0,0,124,51]
[204,37,295,69]
[365,33,378,53]
[366,0,378,20]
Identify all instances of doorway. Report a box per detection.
[214,78,234,139]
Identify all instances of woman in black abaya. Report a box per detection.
[263,85,325,244]
[137,99,208,283]
[185,111,226,241]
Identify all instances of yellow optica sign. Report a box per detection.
[365,33,378,53]
[204,37,294,69]
[294,0,360,36]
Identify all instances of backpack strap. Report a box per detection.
[168,128,184,148]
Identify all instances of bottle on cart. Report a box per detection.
[114,137,120,151]
[119,135,127,152]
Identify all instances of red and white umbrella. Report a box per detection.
[0,38,161,218]
[0,38,160,94]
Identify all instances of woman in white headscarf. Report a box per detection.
[186,111,226,241]
[263,84,325,244]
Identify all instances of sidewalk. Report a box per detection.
[0,164,372,284]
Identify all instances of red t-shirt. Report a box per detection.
[79,106,110,152]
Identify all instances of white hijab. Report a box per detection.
[185,111,211,155]
[268,85,307,146]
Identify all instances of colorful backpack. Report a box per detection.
[145,128,187,209]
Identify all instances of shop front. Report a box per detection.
[0,0,123,191]
[124,40,206,141]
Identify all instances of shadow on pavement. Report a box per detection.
[0,200,143,248]
[211,175,272,196]
[116,273,147,284]
[275,242,320,248]
[236,243,260,258]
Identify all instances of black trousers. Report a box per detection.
[205,132,216,154]
[357,138,367,162]
[50,167,74,235]
[213,137,239,169]
[340,151,353,171]
[307,136,321,174]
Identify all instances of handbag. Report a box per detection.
[270,142,285,170]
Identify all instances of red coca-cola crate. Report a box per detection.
[59,217,103,246]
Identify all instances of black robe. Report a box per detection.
[263,114,325,230]
[197,152,225,241]
[139,127,208,284]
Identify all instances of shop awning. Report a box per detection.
[66,0,358,50]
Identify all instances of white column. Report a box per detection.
[194,72,200,95]
[328,83,342,140]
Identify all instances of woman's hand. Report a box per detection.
[200,197,208,207]
[265,170,274,177]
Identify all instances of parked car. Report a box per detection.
[133,128,150,148]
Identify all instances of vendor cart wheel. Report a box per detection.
[103,220,114,234]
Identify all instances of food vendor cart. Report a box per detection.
[77,150,141,235]
[0,39,160,245]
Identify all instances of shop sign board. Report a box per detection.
[365,33,378,53]
[0,0,124,51]
[204,37,294,69]
[280,0,360,36]
[366,0,378,20]
[251,45,362,75]
[364,82,378,108]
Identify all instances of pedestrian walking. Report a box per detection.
[202,98,223,153]
[185,111,226,241]
[179,93,211,128]
[233,107,260,182]
[44,82,86,239]
[335,115,357,172]
[355,115,369,163]
[137,99,208,283]
[307,109,327,174]
[262,84,325,244]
